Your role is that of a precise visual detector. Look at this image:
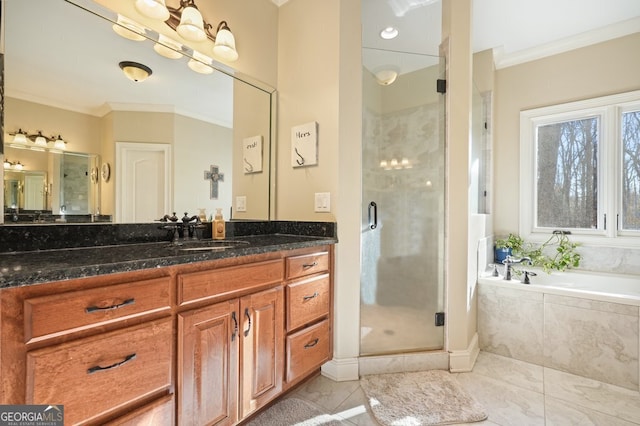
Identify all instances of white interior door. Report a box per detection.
[116,142,172,223]
[24,174,45,210]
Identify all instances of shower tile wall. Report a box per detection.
[61,155,90,214]
[362,102,443,309]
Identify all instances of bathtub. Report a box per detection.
[477,269,640,391]
[479,268,640,306]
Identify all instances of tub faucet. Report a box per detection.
[502,255,532,280]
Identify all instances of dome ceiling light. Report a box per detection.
[380,26,399,40]
[119,61,153,82]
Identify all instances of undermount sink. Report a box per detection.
[169,240,250,252]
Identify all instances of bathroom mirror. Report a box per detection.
[2,0,275,224]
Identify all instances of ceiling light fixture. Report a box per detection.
[119,61,153,82]
[8,129,68,152]
[135,0,238,62]
[380,26,399,40]
[375,69,399,85]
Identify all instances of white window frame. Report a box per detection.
[519,90,640,247]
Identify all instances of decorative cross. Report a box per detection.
[204,165,224,199]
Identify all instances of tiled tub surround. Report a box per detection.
[478,272,640,392]
[0,221,337,287]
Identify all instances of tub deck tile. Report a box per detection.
[544,367,640,424]
[544,302,639,391]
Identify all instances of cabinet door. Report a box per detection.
[178,300,239,426]
[240,287,284,419]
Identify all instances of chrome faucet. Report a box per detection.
[502,255,532,280]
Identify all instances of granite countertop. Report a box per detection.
[0,234,337,289]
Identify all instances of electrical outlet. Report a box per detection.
[314,192,330,212]
[236,196,247,212]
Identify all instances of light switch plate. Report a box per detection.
[314,192,330,212]
[236,196,247,212]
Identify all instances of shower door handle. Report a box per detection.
[368,201,377,229]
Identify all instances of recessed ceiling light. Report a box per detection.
[380,26,398,40]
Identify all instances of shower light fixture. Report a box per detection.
[119,61,153,82]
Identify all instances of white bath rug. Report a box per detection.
[360,370,488,425]
[245,397,344,425]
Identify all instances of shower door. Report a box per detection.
[360,50,445,356]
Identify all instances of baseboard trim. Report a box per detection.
[449,333,480,372]
[321,357,359,381]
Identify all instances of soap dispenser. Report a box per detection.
[213,208,225,240]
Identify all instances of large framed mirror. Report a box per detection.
[2,0,276,224]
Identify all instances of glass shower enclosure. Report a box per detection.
[360,48,446,356]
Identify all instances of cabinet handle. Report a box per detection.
[85,298,135,313]
[87,353,136,374]
[231,311,238,342]
[302,261,318,269]
[304,338,319,349]
[243,308,252,337]
[303,292,319,301]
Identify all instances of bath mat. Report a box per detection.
[360,370,488,425]
[245,397,343,425]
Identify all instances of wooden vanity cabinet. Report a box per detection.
[176,259,284,425]
[283,250,333,388]
[0,244,334,426]
[0,271,174,425]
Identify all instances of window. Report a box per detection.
[520,90,640,245]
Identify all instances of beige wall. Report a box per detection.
[5,97,102,155]
[442,0,476,369]
[276,0,340,222]
[494,32,640,236]
[174,114,233,219]
[232,79,272,220]
[277,0,362,377]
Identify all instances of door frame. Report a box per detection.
[115,142,172,223]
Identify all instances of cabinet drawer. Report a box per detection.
[24,277,171,343]
[26,317,172,425]
[285,252,329,280]
[285,319,331,383]
[286,274,330,332]
[178,259,283,306]
[103,394,174,426]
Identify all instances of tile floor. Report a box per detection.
[277,351,640,425]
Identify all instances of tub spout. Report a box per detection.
[502,256,532,280]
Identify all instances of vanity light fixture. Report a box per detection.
[8,129,68,151]
[112,14,146,41]
[134,0,170,21]
[153,34,183,59]
[119,61,153,82]
[135,0,238,62]
[10,129,28,144]
[53,136,67,150]
[34,131,48,147]
[3,160,25,171]
[187,51,213,74]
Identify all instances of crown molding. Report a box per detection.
[271,0,289,6]
[495,16,640,69]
